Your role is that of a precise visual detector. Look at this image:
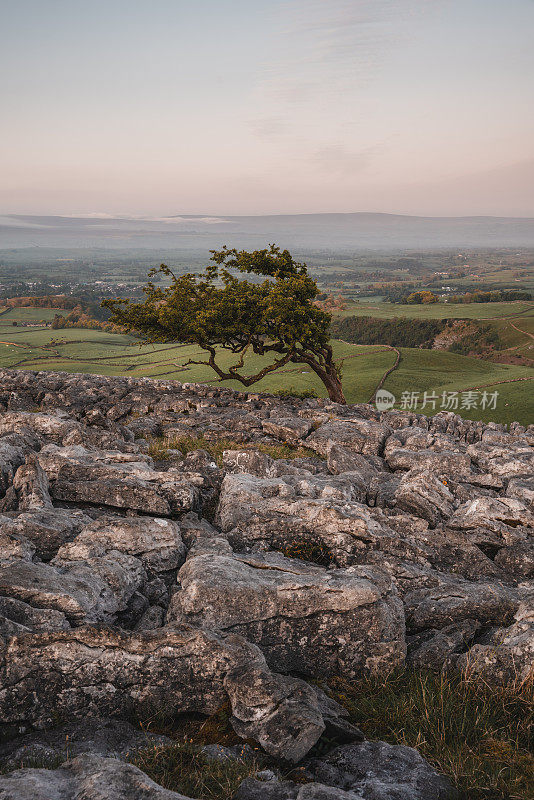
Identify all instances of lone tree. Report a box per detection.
[102,245,346,403]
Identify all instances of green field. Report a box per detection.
[0,325,531,425]
[0,307,61,323]
[336,300,534,320]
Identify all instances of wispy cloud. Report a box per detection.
[256,0,447,103]
[308,143,381,175]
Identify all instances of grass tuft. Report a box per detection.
[147,434,320,466]
[269,387,319,400]
[279,538,333,567]
[129,741,259,800]
[327,669,533,800]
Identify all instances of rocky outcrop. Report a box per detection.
[0,625,359,762]
[0,368,532,796]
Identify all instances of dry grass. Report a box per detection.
[327,669,533,800]
[3,672,531,799]
[128,704,261,800]
[280,538,333,567]
[129,741,259,800]
[147,434,320,466]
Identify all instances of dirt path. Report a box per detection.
[368,346,402,403]
[508,321,534,341]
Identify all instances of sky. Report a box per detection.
[1,0,533,217]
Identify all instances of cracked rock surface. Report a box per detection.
[0,369,531,798]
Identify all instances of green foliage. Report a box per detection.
[102,246,346,402]
[270,387,319,400]
[331,315,445,348]
[406,290,439,304]
[448,290,533,304]
[328,670,533,800]
[449,324,502,355]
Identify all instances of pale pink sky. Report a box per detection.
[1,0,533,217]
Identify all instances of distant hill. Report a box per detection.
[1,212,534,252]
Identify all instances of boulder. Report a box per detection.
[0,595,70,638]
[385,447,471,476]
[394,469,455,526]
[403,577,520,632]
[0,717,171,771]
[0,557,144,625]
[3,508,91,561]
[11,455,52,511]
[168,551,406,677]
[0,625,355,761]
[37,446,199,515]
[306,419,391,457]
[262,415,313,443]
[0,527,35,565]
[506,476,534,509]
[0,754,195,800]
[236,741,458,800]
[306,741,458,800]
[56,516,186,574]
[454,602,534,686]
[326,444,384,476]
[216,472,397,566]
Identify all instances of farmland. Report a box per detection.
[334,300,534,320]
[0,322,531,425]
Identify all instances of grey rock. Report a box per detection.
[404,577,520,632]
[467,442,533,479]
[11,455,52,511]
[135,605,165,630]
[168,551,406,677]
[326,444,384,476]
[262,416,313,443]
[37,445,199,515]
[449,495,533,533]
[4,508,91,561]
[216,472,394,567]
[385,447,471,476]
[306,419,391,457]
[0,557,143,625]
[0,753,195,800]
[454,601,534,685]
[56,516,186,574]
[235,779,364,799]
[394,469,455,526]
[0,717,171,771]
[0,625,351,761]
[0,527,35,565]
[306,741,458,799]
[506,476,534,510]
[407,620,480,670]
[0,595,70,638]
[494,540,534,578]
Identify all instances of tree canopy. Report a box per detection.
[102,245,346,403]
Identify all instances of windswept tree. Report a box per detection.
[102,245,346,403]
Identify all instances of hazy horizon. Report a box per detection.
[1,0,534,219]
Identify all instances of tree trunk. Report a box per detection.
[323,372,346,404]
[300,355,346,404]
